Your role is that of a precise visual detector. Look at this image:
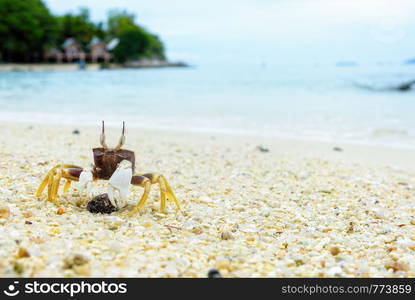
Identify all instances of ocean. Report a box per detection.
[0,62,414,148]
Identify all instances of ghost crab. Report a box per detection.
[36,121,181,215]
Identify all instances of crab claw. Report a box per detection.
[77,168,93,195]
[108,160,132,209]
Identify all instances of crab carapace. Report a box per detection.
[36,121,180,215]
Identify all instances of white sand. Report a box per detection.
[0,122,414,277]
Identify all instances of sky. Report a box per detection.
[45,0,415,66]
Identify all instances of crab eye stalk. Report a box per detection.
[100,120,108,149]
[114,121,126,151]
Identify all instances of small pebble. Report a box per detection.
[17,247,30,258]
[208,269,222,278]
[0,206,10,219]
[72,129,80,135]
[63,254,89,269]
[347,222,354,233]
[333,147,343,152]
[221,231,234,240]
[385,261,409,272]
[192,227,203,235]
[257,146,269,153]
[13,262,24,274]
[330,246,341,256]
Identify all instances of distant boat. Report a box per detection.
[395,80,415,91]
[353,79,415,92]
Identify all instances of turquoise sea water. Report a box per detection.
[0,62,414,148]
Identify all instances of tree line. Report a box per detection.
[0,0,165,63]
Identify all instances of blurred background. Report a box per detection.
[0,0,414,148]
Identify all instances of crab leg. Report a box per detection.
[47,170,54,202]
[36,165,60,197]
[36,165,84,203]
[51,170,62,205]
[163,176,180,210]
[159,177,167,213]
[129,173,180,215]
[63,180,72,193]
[128,175,152,215]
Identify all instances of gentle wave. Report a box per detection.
[0,110,414,150]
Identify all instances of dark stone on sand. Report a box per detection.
[257,146,269,153]
[333,147,343,152]
[72,129,80,135]
[208,269,222,278]
[87,193,118,214]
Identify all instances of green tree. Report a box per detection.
[145,34,165,59]
[0,3,166,63]
[107,10,165,63]
[107,9,136,38]
[0,0,58,62]
[55,8,101,48]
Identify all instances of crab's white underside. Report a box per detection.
[76,160,133,209]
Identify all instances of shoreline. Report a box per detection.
[0,61,189,72]
[0,122,414,277]
[0,63,101,72]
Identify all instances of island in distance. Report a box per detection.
[0,3,189,71]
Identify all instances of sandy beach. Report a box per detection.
[0,121,414,277]
[0,63,102,72]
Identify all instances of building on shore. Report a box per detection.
[43,37,115,64]
[89,37,111,63]
[62,38,85,62]
[43,48,63,63]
